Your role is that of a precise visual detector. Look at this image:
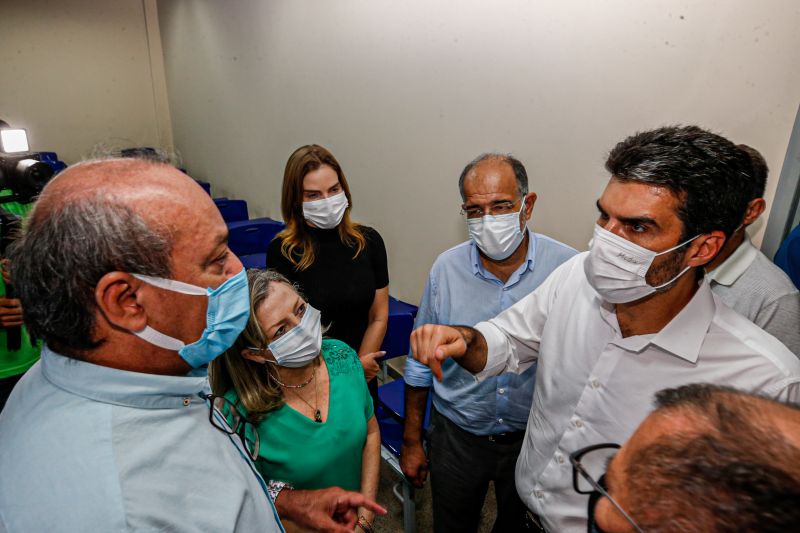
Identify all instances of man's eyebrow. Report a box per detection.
[596,200,659,228]
[202,231,229,266]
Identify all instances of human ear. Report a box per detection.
[241,348,270,364]
[94,272,147,332]
[523,192,537,222]
[686,231,726,267]
[743,198,766,226]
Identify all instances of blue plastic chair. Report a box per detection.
[775,225,800,290]
[375,297,426,533]
[214,198,249,223]
[194,180,212,195]
[227,219,285,257]
[240,253,267,270]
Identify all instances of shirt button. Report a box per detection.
[535,490,544,499]
[498,418,504,424]
[498,388,506,395]
[574,418,584,428]
[591,379,600,389]
[182,397,191,407]
[556,453,565,464]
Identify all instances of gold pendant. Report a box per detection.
[314,410,322,423]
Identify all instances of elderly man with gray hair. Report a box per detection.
[0,158,384,532]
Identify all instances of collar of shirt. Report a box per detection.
[470,229,537,285]
[40,346,211,409]
[601,280,715,364]
[706,236,758,286]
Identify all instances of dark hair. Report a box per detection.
[458,153,528,201]
[736,144,769,200]
[605,126,753,239]
[8,184,172,358]
[624,384,800,532]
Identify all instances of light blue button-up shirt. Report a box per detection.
[404,231,576,435]
[0,347,283,533]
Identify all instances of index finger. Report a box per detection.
[429,356,443,382]
[338,493,387,516]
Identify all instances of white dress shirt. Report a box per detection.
[474,252,800,533]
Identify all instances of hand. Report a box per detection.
[0,297,23,328]
[400,439,428,488]
[359,351,385,382]
[275,487,387,533]
[410,324,467,381]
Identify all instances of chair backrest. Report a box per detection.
[775,224,800,289]
[227,219,285,256]
[214,198,248,223]
[240,252,267,270]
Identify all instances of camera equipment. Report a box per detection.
[0,120,58,351]
[0,122,55,205]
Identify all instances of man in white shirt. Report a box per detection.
[704,144,800,355]
[410,126,800,532]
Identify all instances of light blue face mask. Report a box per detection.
[131,268,251,368]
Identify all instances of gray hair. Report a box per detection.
[8,193,172,358]
[458,153,529,201]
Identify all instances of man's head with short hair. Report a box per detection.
[9,158,242,374]
[605,126,753,241]
[458,153,528,202]
[595,384,800,532]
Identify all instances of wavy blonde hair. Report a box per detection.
[277,144,366,271]
[209,269,299,421]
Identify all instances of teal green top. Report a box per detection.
[0,190,41,379]
[226,339,374,491]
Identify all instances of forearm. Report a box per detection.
[359,418,381,522]
[402,385,429,444]
[451,326,488,374]
[358,318,388,356]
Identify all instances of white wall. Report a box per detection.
[0,0,172,163]
[157,0,800,304]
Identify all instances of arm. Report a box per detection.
[754,293,800,357]
[358,286,389,381]
[409,324,487,380]
[274,487,386,533]
[357,416,381,526]
[400,384,430,487]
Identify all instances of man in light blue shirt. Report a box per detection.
[401,154,576,532]
[0,159,383,533]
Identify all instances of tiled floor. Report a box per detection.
[374,461,497,532]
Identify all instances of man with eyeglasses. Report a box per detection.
[402,153,576,532]
[409,126,800,532]
[572,383,800,532]
[0,159,384,532]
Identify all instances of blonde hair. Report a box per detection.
[277,144,366,271]
[209,269,297,421]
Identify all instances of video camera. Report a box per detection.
[0,121,58,351]
[0,122,55,205]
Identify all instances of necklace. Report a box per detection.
[287,365,323,423]
[270,365,314,389]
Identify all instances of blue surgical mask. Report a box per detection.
[131,268,251,368]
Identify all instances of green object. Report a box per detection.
[226,339,374,491]
[0,190,41,379]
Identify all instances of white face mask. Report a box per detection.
[266,305,322,367]
[583,224,699,304]
[303,192,349,229]
[467,201,526,261]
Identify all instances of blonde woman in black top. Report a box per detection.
[267,145,388,393]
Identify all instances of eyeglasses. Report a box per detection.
[202,393,260,461]
[460,200,519,219]
[570,443,644,533]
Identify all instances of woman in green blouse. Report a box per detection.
[210,269,380,532]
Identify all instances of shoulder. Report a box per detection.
[322,339,362,374]
[711,296,800,376]
[357,225,384,246]
[533,232,579,261]
[743,252,799,298]
[429,240,473,274]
